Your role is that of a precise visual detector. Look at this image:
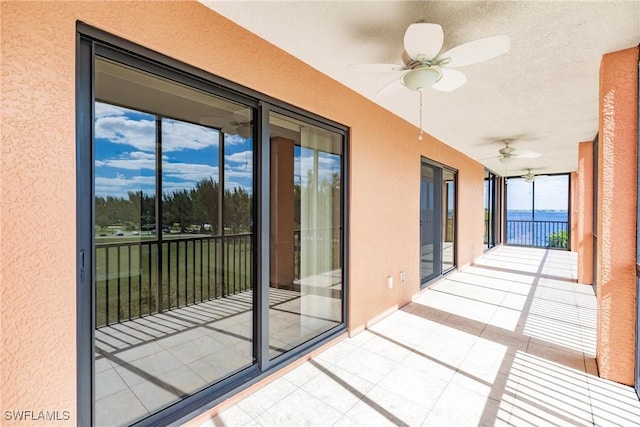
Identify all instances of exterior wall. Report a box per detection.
[576,141,594,285]
[1,1,486,424]
[596,46,638,385]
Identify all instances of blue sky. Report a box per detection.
[94,102,253,198]
[95,102,341,199]
[506,175,570,211]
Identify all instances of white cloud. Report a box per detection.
[162,119,220,152]
[162,161,219,183]
[95,113,220,153]
[224,134,251,146]
[295,152,341,185]
[95,103,127,119]
[95,115,156,152]
[96,152,156,171]
[95,174,156,198]
[224,166,253,180]
[225,179,253,194]
[225,150,253,165]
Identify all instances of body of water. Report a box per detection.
[506,210,569,247]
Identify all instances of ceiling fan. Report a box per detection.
[222,118,252,138]
[521,168,548,183]
[495,139,540,164]
[200,114,252,138]
[350,22,510,139]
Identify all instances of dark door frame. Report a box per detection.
[420,157,457,287]
[634,58,639,399]
[76,23,350,426]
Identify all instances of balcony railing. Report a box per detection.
[95,233,252,328]
[96,228,343,328]
[506,220,568,249]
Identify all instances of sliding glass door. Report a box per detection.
[269,112,343,359]
[77,30,348,427]
[93,57,256,426]
[420,159,456,286]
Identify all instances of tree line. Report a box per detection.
[96,171,341,235]
[95,178,251,234]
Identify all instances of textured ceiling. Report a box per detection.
[201,1,639,176]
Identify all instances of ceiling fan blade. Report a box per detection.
[348,63,407,72]
[514,151,541,159]
[200,116,229,128]
[439,35,510,68]
[432,68,467,92]
[403,23,443,60]
[222,125,239,135]
[478,155,500,161]
[376,77,406,96]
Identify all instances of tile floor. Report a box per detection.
[95,284,341,426]
[198,246,640,427]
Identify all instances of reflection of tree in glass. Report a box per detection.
[94,178,252,235]
[95,191,155,231]
[224,187,252,233]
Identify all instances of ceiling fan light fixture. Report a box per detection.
[499,155,513,164]
[402,67,441,91]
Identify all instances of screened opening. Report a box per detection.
[505,174,570,249]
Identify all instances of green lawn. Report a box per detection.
[95,235,253,327]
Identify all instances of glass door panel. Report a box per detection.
[420,160,456,285]
[443,170,456,271]
[93,57,254,426]
[268,112,343,359]
[420,162,440,284]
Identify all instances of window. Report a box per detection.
[77,26,348,426]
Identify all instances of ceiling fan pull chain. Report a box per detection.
[418,89,424,141]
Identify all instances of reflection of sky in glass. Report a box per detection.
[484,180,489,210]
[94,102,253,198]
[294,146,341,186]
[448,184,454,210]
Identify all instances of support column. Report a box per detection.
[576,141,593,285]
[270,137,296,289]
[570,171,578,252]
[596,46,638,385]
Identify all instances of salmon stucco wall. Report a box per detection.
[596,46,638,385]
[1,1,486,423]
[576,141,594,285]
[570,171,578,252]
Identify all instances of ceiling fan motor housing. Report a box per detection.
[402,66,441,91]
